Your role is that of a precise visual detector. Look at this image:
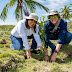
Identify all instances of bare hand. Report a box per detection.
[44,55,49,61]
[50,44,62,62]
[26,50,32,59]
[44,49,49,61]
[39,46,43,50]
[50,52,57,62]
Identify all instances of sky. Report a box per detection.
[0,0,72,25]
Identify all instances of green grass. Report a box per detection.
[0,24,72,72]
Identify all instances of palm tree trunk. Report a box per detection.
[23,7,29,16]
[18,0,29,19]
[21,5,23,20]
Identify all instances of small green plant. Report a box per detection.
[39,16,46,49]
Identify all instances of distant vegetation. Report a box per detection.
[0,25,15,31]
[0,21,72,31]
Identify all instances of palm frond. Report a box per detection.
[15,5,21,21]
[30,0,49,12]
[70,3,72,5]
[0,0,16,21]
[70,13,72,18]
[0,3,10,21]
[9,0,17,6]
[0,0,49,21]
[60,5,71,20]
[24,0,49,13]
[24,0,36,13]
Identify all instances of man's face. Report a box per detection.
[28,19,36,28]
[50,15,59,25]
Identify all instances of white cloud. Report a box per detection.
[48,0,68,3]
[35,0,70,16]
[40,0,71,16]
[35,0,69,10]
[45,0,69,10]
[33,0,46,3]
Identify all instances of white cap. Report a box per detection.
[48,10,60,19]
[25,13,38,22]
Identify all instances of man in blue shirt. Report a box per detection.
[44,10,72,62]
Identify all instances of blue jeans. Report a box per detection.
[10,34,37,50]
[45,32,72,50]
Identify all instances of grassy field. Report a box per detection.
[0,24,72,72]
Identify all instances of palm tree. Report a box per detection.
[60,5,72,21]
[70,13,72,17]
[0,0,49,21]
[70,3,72,5]
[70,3,72,18]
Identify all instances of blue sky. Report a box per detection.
[0,0,72,25]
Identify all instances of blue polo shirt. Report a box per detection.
[44,19,68,44]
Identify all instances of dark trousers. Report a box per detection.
[45,32,72,50]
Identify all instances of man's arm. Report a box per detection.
[50,44,62,62]
[50,20,67,62]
